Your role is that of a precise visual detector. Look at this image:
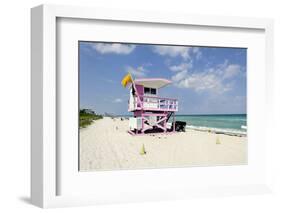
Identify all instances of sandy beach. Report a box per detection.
[79,117,247,171]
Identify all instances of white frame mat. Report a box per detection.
[31,4,274,208]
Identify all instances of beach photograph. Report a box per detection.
[79,41,247,171]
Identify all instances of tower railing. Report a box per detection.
[130,95,178,111]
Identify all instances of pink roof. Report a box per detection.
[134,78,172,89]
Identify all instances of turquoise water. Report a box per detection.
[121,114,247,135]
[175,114,247,135]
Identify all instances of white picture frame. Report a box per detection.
[31,4,274,208]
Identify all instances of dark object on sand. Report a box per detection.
[173,121,187,132]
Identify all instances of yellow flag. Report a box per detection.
[121,73,133,87]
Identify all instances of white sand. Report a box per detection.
[79,117,247,171]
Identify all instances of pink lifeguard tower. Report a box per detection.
[127,77,178,135]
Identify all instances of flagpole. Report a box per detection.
[128,72,134,85]
[127,72,136,89]
[128,72,142,108]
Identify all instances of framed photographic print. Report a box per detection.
[31,4,274,208]
[78,41,247,171]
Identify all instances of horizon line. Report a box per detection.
[113,113,247,116]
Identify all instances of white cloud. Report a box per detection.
[153,46,191,59]
[192,47,202,60]
[169,62,192,72]
[153,46,201,60]
[126,66,148,77]
[223,64,241,79]
[113,98,123,103]
[171,70,188,82]
[176,72,231,93]
[171,61,242,94]
[91,43,136,54]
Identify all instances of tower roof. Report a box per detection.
[134,78,171,89]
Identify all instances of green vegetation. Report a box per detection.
[79,109,103,128]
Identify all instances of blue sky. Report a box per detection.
[79,42,246,115]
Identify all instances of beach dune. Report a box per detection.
[79,117,247,171]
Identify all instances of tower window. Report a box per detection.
[151,88,156,95]
[144,87,150,94]
[144,87,157,95]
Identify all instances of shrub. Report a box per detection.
[79,109,103,128]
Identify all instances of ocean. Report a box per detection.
[175,114,247,135]
[120,114,247,136]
